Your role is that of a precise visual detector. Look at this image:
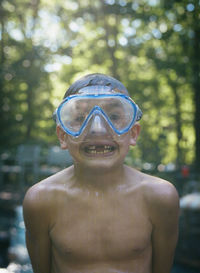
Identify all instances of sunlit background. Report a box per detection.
[0,0,200,272]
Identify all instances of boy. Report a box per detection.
[23,73,179,273]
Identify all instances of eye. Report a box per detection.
[109,113,121,121]
[74,115,85,123]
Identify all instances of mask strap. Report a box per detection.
[78,85,113,94]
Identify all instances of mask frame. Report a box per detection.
[55,93,142,138]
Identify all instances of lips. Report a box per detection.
[81,143,117,156]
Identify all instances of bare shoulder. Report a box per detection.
[23,173,59,229]
[141,173,179,207]
[24,166,74,204]
[126,166,179,205]
[23,166,74,229]
[138,172,179,224]
[23,171,60,209]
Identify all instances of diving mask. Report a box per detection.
[54,86,142,138]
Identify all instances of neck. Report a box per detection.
[73,163,127,191]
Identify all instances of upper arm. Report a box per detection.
[23,185,52,273]
[148,181,179,273]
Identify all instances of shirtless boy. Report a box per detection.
[23,73,179,273]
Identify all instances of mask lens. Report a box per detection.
[58,94,137,136]
[100,97,135,131]
[59,97,91,133]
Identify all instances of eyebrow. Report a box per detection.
[104,101,122,108]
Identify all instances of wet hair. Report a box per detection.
[63,73,129,98]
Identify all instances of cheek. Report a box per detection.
[67,141,79,152]
[118,133,131,153]
[66,138,82,158]
[120,131,131,144]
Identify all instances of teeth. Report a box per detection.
[90,145,96,149]
[104,145,111,149]
[85,145,114,154]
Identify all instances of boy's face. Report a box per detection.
[57,86,140,171]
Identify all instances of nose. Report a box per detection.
[88,114,108,135]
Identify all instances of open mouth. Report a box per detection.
[83,144,116,156]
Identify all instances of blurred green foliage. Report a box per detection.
[0,0,199,173]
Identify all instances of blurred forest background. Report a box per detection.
[0,0,200,272]
[0,0,200,177]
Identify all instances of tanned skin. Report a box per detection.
[23,83,179,273]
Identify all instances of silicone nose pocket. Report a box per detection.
[87,114,108,135]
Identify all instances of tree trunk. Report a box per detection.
[25,0,40,141]
[168,79,182,168]
[102,2,120,80]
[174,86,182,168]
[192,4,200,177]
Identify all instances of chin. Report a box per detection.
[76,155,126,172]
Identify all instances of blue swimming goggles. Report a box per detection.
[55,87,142,137]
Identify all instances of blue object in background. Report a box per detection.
[6,206,32,273]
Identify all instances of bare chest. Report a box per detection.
[50,195,152,262]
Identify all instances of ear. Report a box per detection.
[129,123,141,146]
[56,125,68,150]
